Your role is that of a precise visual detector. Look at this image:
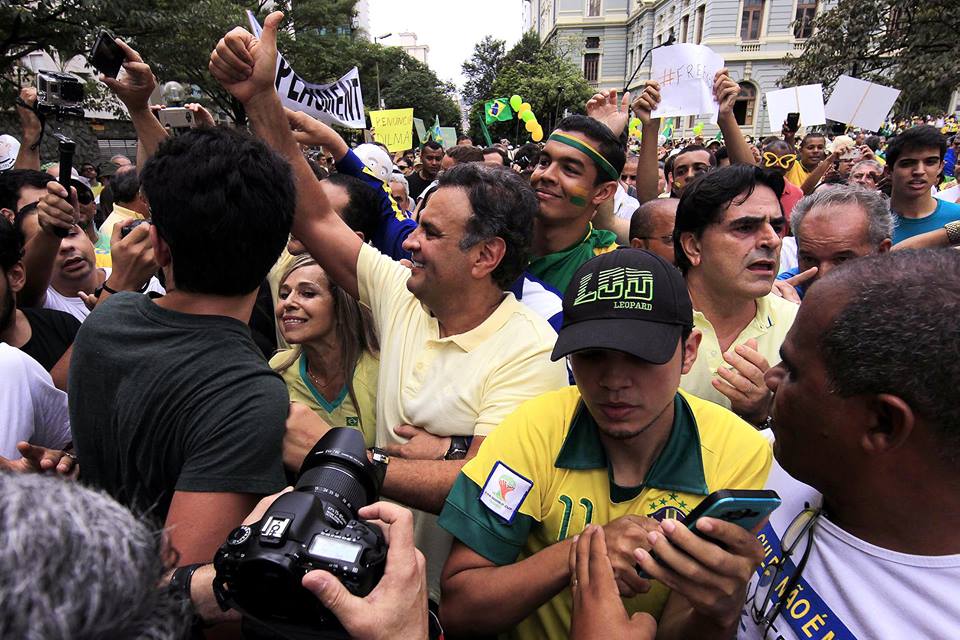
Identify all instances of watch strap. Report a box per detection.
[945,220,960,246]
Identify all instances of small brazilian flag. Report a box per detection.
[484,98,514,125]
[662,117,674,140]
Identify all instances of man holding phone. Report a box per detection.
[438,249,771,639]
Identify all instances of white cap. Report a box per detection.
[0,135,20,172]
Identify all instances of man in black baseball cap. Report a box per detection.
[438,248,771,640]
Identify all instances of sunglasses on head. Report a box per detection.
[762,152,796,169]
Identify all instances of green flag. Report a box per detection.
[662,117,674,140]
[484,98,514,124]
[478,113,493,146]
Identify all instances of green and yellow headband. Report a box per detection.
[548,132,620,182]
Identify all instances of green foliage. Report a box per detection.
[467,30,593,144]
[781,0,960,115]
[1,0,460,130]
[462,36,505,106]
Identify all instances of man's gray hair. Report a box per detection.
[0,474,189,639]
[851,158,882,175]
[790,185,893,246]
[388,172,409,193]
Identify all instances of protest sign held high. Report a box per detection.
[370,108,414,152]
[824,75,901,132]
[247,11,365,128]
[650,43,725,119]
[766,84,826,133]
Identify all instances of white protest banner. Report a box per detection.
[413,117,427,145]
[824,75,900,132]
[650,44,725,119]
[247,12,365,129]
[766,84,826,132]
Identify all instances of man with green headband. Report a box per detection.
[527,115,625,293]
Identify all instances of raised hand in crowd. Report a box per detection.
[79,218,159,311]
[302,502,429,640]
[569,525,657,640]
[99,37,168,167]
[286,107,349,159]
[713,68,754,165]
[631,80,664,205]
[14,86,41,170]
[184,102,216,128]
[585,89,632,138]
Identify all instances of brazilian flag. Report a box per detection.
[484,98,514,125]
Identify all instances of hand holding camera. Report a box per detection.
[108,219,158,292]
[97,36,157,113]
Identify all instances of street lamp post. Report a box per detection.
[622,34,676,95]
[374,33,392,110]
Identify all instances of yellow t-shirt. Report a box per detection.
[681,293,798,410]
[96,204,145,251]
[269,349,379,448]
[783,161,811,188]
[438,387,772,640]
[356,242,569,598]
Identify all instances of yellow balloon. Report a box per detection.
[518,102,532,114]
[525,119,538,133]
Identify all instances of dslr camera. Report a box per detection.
[214,428,389,639]
[35,71,85,118]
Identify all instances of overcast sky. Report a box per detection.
[368,0,524,91]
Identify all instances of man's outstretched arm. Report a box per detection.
[208,13,362,299]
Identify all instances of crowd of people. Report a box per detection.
[1,12,959,640]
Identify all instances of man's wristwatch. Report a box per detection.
[444,436,473,460]
[945,220,960,246]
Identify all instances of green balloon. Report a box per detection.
[521,110,536,122]
[509,95,523,110]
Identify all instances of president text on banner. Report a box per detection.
[247,12,365,129]
[370,108,414,153]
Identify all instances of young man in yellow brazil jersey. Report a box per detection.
[437,249,772,639]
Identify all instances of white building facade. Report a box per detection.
[526,0,835,138]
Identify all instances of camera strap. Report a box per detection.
[15,96,46,151]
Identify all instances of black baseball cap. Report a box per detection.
[551,249,694,365]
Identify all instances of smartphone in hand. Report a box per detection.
[90,30,125,78]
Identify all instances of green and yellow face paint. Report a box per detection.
[568,186,591,207]
[548,131,621,183]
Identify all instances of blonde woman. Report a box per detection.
[270,255,379,446]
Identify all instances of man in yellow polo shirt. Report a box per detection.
[783,132,825,188]
[674,164,798,426]
[95,166,148,253]
[438,249,771,639]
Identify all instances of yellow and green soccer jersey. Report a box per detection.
[269,349,379,447]
[438,386,772,640]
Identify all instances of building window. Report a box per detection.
[695,6,705,43]
[584,52,600,83]
[733,82,756,126]
[794,0,817,39]
[588,0,601,17]
[585,36,600,49]
[740,0,764,41]
[681,15,689,42]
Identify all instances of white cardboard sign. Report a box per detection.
[650,44,725,119]
[766,84,826,132]
[824,75,900,132]
[248,12,365,129]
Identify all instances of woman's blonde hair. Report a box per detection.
[272,255,378,428]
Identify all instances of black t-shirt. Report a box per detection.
[20,307,80,371]
[69,293,289,523]
[406,170,436,200]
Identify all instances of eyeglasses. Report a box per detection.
[762,152,796,170]
[749,506,822,635]
[636,234,674,245]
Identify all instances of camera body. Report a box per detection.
[214,428,388,637]
[35,72,85,118]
